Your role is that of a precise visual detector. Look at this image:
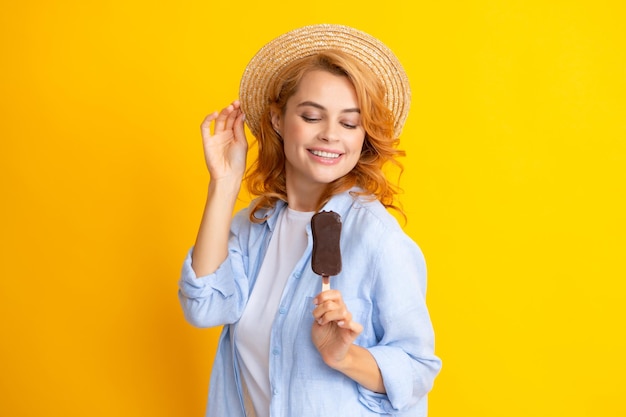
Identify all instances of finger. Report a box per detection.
[214,104,235,133]
[312,293,345,319]
[224,107,240,132]
[201,112,219,137]
[338,318,363,335]
[233,111,247,142]
[227,101,242,127]
[312,297,339,316]
[314,289,343,306]
[314,303,349,325]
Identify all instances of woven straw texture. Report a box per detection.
[239,24,411,139]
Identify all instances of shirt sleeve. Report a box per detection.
[178,211,252,328]
[357,230,442,413]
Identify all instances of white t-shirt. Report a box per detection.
[235,207,314,417]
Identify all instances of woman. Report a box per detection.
[179,24,441,417]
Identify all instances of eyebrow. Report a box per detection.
[296,101,360,114]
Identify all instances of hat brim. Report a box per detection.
[239,24,410,139]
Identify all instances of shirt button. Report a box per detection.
[279,307,287,314]
[293,272,301,279]
[272,348,280,356]
[273,389,279,396]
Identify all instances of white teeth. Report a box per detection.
[311,150,340,158]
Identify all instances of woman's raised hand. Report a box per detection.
[191,101,248,276]
[200,100,248,182]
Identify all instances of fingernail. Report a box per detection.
[338,321,345,326]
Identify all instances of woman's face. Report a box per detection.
[273,70,366,197]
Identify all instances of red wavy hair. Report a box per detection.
[245,50,406,222]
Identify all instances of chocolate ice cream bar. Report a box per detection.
[311,210,342,291]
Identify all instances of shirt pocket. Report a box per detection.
[293,296,372,380]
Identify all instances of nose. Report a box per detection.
[319,121,339,142]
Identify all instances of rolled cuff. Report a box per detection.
[178,247,236,300]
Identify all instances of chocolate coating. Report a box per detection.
[311,210,342,276]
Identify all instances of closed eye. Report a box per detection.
[301,115,320,123]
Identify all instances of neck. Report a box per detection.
[285,181,325,212]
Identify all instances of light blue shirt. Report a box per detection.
[179,189,442,416]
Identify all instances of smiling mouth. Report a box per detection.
[309,149,341,159]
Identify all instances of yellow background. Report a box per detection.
[1,1,625,416]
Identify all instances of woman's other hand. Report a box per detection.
[311,290,385,393]
[311,290,363,369]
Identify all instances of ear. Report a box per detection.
[270,107,282,133]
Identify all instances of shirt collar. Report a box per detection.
[253,187,364,232]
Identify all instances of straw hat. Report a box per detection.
[239,24,411,139]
